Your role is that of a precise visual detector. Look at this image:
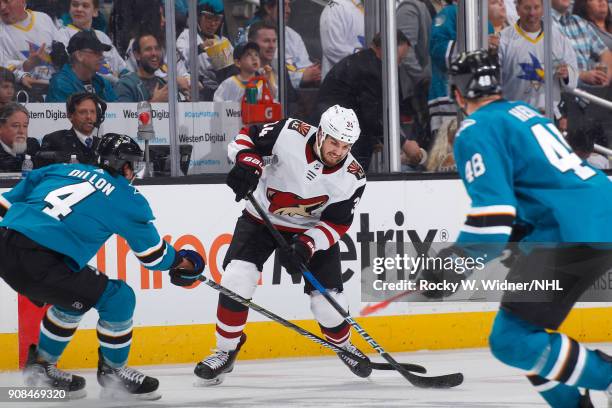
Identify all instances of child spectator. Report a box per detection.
[0,68,16,108]
[214,42,277,102]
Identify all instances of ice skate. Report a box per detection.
[194,333,247,386]
[337,342,372,378]
[23,344,86,399]
[96,348,160,400]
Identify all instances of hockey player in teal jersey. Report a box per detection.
[0,133,205,400]
[422,50,612,407]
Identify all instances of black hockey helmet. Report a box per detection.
[449,49,501,101]
[96,133,144,176]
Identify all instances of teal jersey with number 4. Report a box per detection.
[0,163,176,271]
[454,99,612,244]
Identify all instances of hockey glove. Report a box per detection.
[226,149,264,202]
[419,246,468,299]
[169,249,205,287]
[278,235,315,276]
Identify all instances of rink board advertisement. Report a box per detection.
[25,102,243,174]
[1,179,611,370]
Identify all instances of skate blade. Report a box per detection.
[100,387,161,401]
[194,374,225,387]
[24,374,87,400]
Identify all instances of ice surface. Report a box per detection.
[0,345,609,407]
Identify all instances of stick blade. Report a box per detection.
[405,372,464,389]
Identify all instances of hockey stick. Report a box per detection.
[359,289,416,316]
[246,192,464,389]
[196,275,426,374]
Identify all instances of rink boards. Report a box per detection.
[1,179,611,370]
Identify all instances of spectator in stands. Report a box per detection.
[0,0,59,89]
[397,0,432,84]
[397,0,434,153]
[552,0,612,86]
[119,2,191,99]
[0,68,16,108]
[37,92,104,167]
[252,0,321,88]
[315,31,423,171]
[248,21,298,102]
[567,122,610,169]
[499,0,578,117]
[46,30,117,102]
[490,0,509,33]
[319,0,365,79]
[115,34,168,102]
[214,42,277,102]
[47,30,117,102]
[57,0,127,83]
[57,0,108,33]
[0,103,39,172]
[504,0,520,25]
[176,0,234,92]
[573,0,612,49]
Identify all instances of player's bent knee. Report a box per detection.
[95,279,136,322]
[221,260,260,299]
[489,309,547,370]
[310,291,347,328]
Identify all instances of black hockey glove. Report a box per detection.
[169,249,205,287]
[278,235,315,276]
[226,149,264,202]
[419,246,468,299]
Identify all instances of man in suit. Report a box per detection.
[37,92,105,167]
[0,103,39,172]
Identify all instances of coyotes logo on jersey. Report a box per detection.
[288,120,312,137]
[267,188,329,217]
[347,160,365,180]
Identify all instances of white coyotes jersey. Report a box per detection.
[228,118,366,253]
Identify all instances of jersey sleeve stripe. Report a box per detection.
[236,139,255,148]
[0,195,11,217]
[465,214,515,228]
[460,225,513,235]
[135,240,167,266]
[315,225,335,247]
[467,205,516,216]
[320,221,349,239]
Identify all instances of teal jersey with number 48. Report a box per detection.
[0,163,175,271]
[454,99,612,244]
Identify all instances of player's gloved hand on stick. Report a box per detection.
[278,235,315,276]
[226,149,264,202]
[169,249,206,287]
[419,246,468,299]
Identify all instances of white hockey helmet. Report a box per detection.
[317,105,360,148]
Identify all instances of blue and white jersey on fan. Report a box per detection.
[0,163,176,271]
[454,99,612,247]
[0,9,60,81]
[499,22,578,117]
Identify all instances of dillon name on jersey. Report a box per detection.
[228,118,366,253]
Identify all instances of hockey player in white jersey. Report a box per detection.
[194,105,369,385]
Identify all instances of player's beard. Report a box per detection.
[12,139,27,155]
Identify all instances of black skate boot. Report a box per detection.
[23,344,86,399]
[337,342,372,378]
[96,348,160,400]
[194,333,247,386]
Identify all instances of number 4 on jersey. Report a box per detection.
[43,182,96,220]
